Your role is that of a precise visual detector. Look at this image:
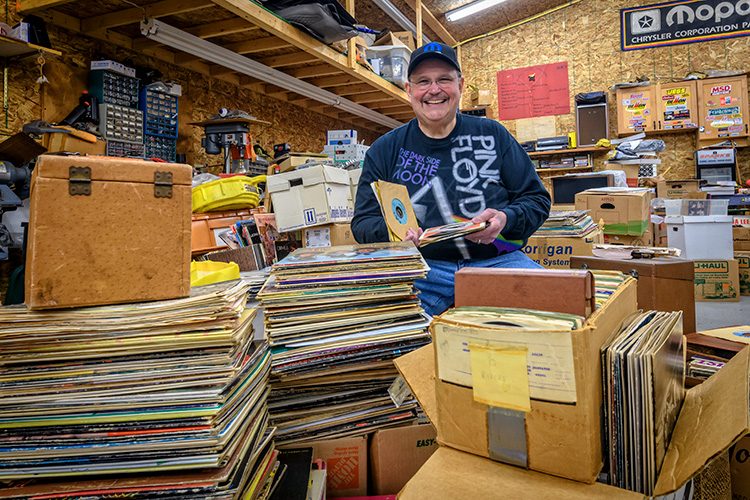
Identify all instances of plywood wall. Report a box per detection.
[0,20,382,173]
[458,0,750,182]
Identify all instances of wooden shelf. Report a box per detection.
[528,146,609,157]
[535,165,593,173]
[0,35,61,58]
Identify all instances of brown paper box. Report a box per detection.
[575,190,650,235]
[521,227,603,269]
[396,345,750,499]
[735,226,750,251]
[656,179,702,199]
[26,155,192,309]
[369,424,438,495]
[570,256,696,334]
[454,268,596,318]
[736,252,750,296]
[693,259,740,302]
[303,222,356,248]
[425,278,638,483]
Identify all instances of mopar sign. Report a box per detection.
[621,0,750,50]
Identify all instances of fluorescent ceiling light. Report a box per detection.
[445,0,507,21]
[370,0,430,45]
[140,19,403,129]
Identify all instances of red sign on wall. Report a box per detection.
[496,62,570,121]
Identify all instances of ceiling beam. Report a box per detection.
[83,0,212,32]
[174,36,293,64]
[305,74,361,88]
[401,0,458,45]
[17,0,74,14]
[286,64,341,79]
[256,51,317,68]
[133,18,260,50]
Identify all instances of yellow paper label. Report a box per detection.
[468,343,531,412]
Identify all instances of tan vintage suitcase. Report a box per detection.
[26,155,192,309]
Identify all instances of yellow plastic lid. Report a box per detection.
[190,260,240,287]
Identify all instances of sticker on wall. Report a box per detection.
[711,85,731,95]
[711,119,735,127]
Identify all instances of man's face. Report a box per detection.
[405,58,464,129]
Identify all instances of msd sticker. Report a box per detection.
[711,85,731,95]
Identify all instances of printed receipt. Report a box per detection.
[433,322,577,403]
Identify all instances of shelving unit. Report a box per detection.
[528,146,609,174]
[527,146,608,157]
[0,34,62,59]
[20,0,420,133]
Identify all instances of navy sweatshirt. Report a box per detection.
[351,114,551,261]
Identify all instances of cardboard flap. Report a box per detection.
[398,447,640,500]
[654,346,750,496]
[393,345,439,432]
[35,154,193,185]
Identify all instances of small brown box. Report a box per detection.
[570,255,696,334]
[26,155,192,309]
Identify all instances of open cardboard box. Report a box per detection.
[394,333,750,499]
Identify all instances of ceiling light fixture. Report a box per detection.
[445,0,508,22]
[140,19,403,129]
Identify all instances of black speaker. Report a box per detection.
[576,97,609,146]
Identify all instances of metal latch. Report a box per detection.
[69,166,91,196]
[628,269,639,279]
[154,171,173,198]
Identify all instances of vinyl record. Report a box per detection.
[391,198,408,225]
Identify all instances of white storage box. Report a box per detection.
[327,129,357,145]
[666,215,734,260]
[664,198,728,216]
[267,165,354,232]
[367,45,412,89]
[322,144,369,164]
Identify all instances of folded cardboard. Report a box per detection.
[372,31,414,51]
[349,168,362,205]
[575,189,650,235]
[693,259,740,302]
[26,155,192,309]
[735,226,750,251]
[570,256,696,334]
[656,179,702,199]
[303,222,356,248]
[278,154,327,172]
[281,436,367,498]
[396,346,750,499]
[267,165,354,232]
[369,424,438,495]
[426,278,637,483]
[736,252,750,296]
[731,435,750,500]
[521,227,603,269]
[42,132,106,156]
[454,268,596,318]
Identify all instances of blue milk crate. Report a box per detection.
[139,88,178,139]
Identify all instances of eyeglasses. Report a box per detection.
[408,77,458,90]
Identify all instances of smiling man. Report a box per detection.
[351,42,551,317]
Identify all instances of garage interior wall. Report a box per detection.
[457,0,750,182]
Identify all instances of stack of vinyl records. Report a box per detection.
[257,242,432,445]
[534,210,598,238]
[601,310,685,496]
[0,280,279,500]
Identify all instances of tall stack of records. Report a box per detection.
[601,310,685,496]
[257,242,432,445]
[0,280,279,500]
[534,210,598,238]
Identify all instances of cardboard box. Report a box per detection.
[369,424,438,495]
[303,222,356,248]
[427,278,637,483]
[666,215,734,260]
[694,259,740,302]
[396,344,750,499]
[570,256,696,334]
[607,164,640,187]
[267,165,354,233]
[349,168,362,205]
[277,154,326,172]
[521,227,603,269]
[603,225,653,246]
[656,179,702,199]
[575,189,650,235]
[735,252,750,296]
[731,435,750,500]
[285,436,367,498]
[42,132,106,156]
[372,31,415,51]
[470,89,491,107]
[735,226,750,251]
[26,155,192,309]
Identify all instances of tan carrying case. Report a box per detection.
[25,155,192,309]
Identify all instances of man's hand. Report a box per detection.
[466,208,507,245]
[404,227,424,247]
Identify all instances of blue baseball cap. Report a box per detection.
[407,42,461,78]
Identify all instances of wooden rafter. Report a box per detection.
[286,64,341,79]
[256,51,317,68]
[82,0,213,32]
[401,0,457,45]
[17,0,74,13]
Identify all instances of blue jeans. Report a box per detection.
[416,250,543,317]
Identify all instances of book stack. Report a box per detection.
[256,241,432,445]
[0,280,280,500]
